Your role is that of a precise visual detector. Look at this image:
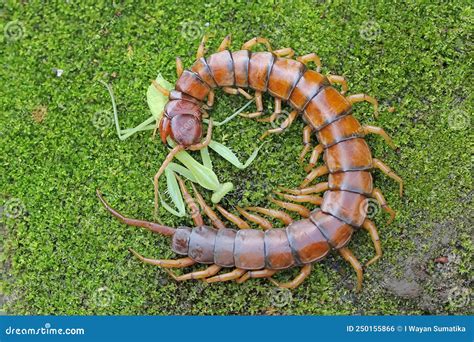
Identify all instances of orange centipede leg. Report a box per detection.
[236,207,273,230]
[300,165,329,188]
[347,93,379,118]
[196,35,208,59]
[279,182,329,195]
[327,75,348,95]
[361,219,382,267]
[236,269,277,284]
[240,91,263,118]
[175,176,203,227]
[361,125,396,149]
[242,37,272,51]
[268,197,311,218]
[222,87,253,100]
[297,53,322,72]
[217,34,231,52]
[206,268,246,283]
[273,47,295,58]
[152,80,170,97]
[191,183,225,229]
[373,158,403,196]
[299,125,313,161]
[215,205,250,229]
[304,144,324,172]
[260,109,298,140]
[175,57,184,78]
[257,98,281,123]
[274,192,323,205]
[165,264,222,281]
[371,188,396,224]
[207,89,215,108]
[129,248,195,268]
[269,264,312,289]
[339,247,363,292]
[245,206,293,225]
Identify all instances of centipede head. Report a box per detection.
[159,91,203,147]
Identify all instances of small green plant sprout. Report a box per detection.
[100,74,263,217]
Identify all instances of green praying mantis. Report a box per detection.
[100,74,263,217]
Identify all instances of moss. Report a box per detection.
[0,1,472,315]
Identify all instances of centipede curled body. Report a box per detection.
[98,36,403,291]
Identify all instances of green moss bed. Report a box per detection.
[1,1,472,315]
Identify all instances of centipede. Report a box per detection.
[98,35,403,291]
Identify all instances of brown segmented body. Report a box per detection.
[100,37,401,290]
